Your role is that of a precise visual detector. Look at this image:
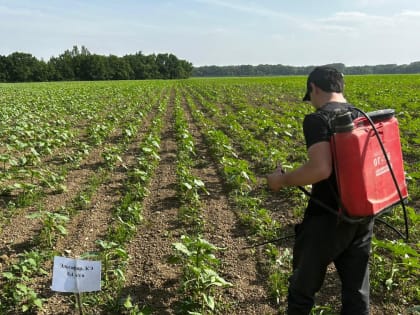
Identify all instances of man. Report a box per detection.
[266,66,374,315]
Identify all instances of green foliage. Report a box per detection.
[0,75,419,314]
[27,210,69,248]
[122,295,153,315]
[371,237,419,300]
[96,240,129,287]
[0,45,193,82]
[102,145,123,170]
[267,246,292,305]
[0,251,48,313]
[170,235,232,314]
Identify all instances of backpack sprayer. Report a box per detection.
[247,107,409,249]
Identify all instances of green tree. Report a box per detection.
[178,59,193,78]
[0,55,9,82]
[405,61,420,73]
[6,52,39,82]
[48,52,75,81]
[1,45,193,82]
[76,54,107,80]
[155,53,170,79]
[31,59,49,81]
[166,53,192,79]
[107,55,133,80]
[123,52,149,79]
[144,54,160,79]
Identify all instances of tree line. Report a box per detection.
[0,46,193,82]
[192,62,420,77]
[2,45,419,82]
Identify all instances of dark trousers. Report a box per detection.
[287,214,374,315]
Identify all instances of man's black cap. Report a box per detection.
[303,66,344,101]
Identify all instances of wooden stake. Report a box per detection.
[76,292,83,315]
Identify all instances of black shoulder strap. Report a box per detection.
[315,104,355,136]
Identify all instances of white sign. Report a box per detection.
[51,256,101,293]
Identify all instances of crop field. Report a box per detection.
[0,75,419,314]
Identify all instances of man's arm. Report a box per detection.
[266,141,332,191]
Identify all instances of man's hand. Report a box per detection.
[266,142,332,192]
[266,166,285,192]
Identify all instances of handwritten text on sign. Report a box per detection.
[51,256,101,293]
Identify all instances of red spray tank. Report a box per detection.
[331,109,408,217]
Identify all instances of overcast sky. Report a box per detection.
[1,0,420,67]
